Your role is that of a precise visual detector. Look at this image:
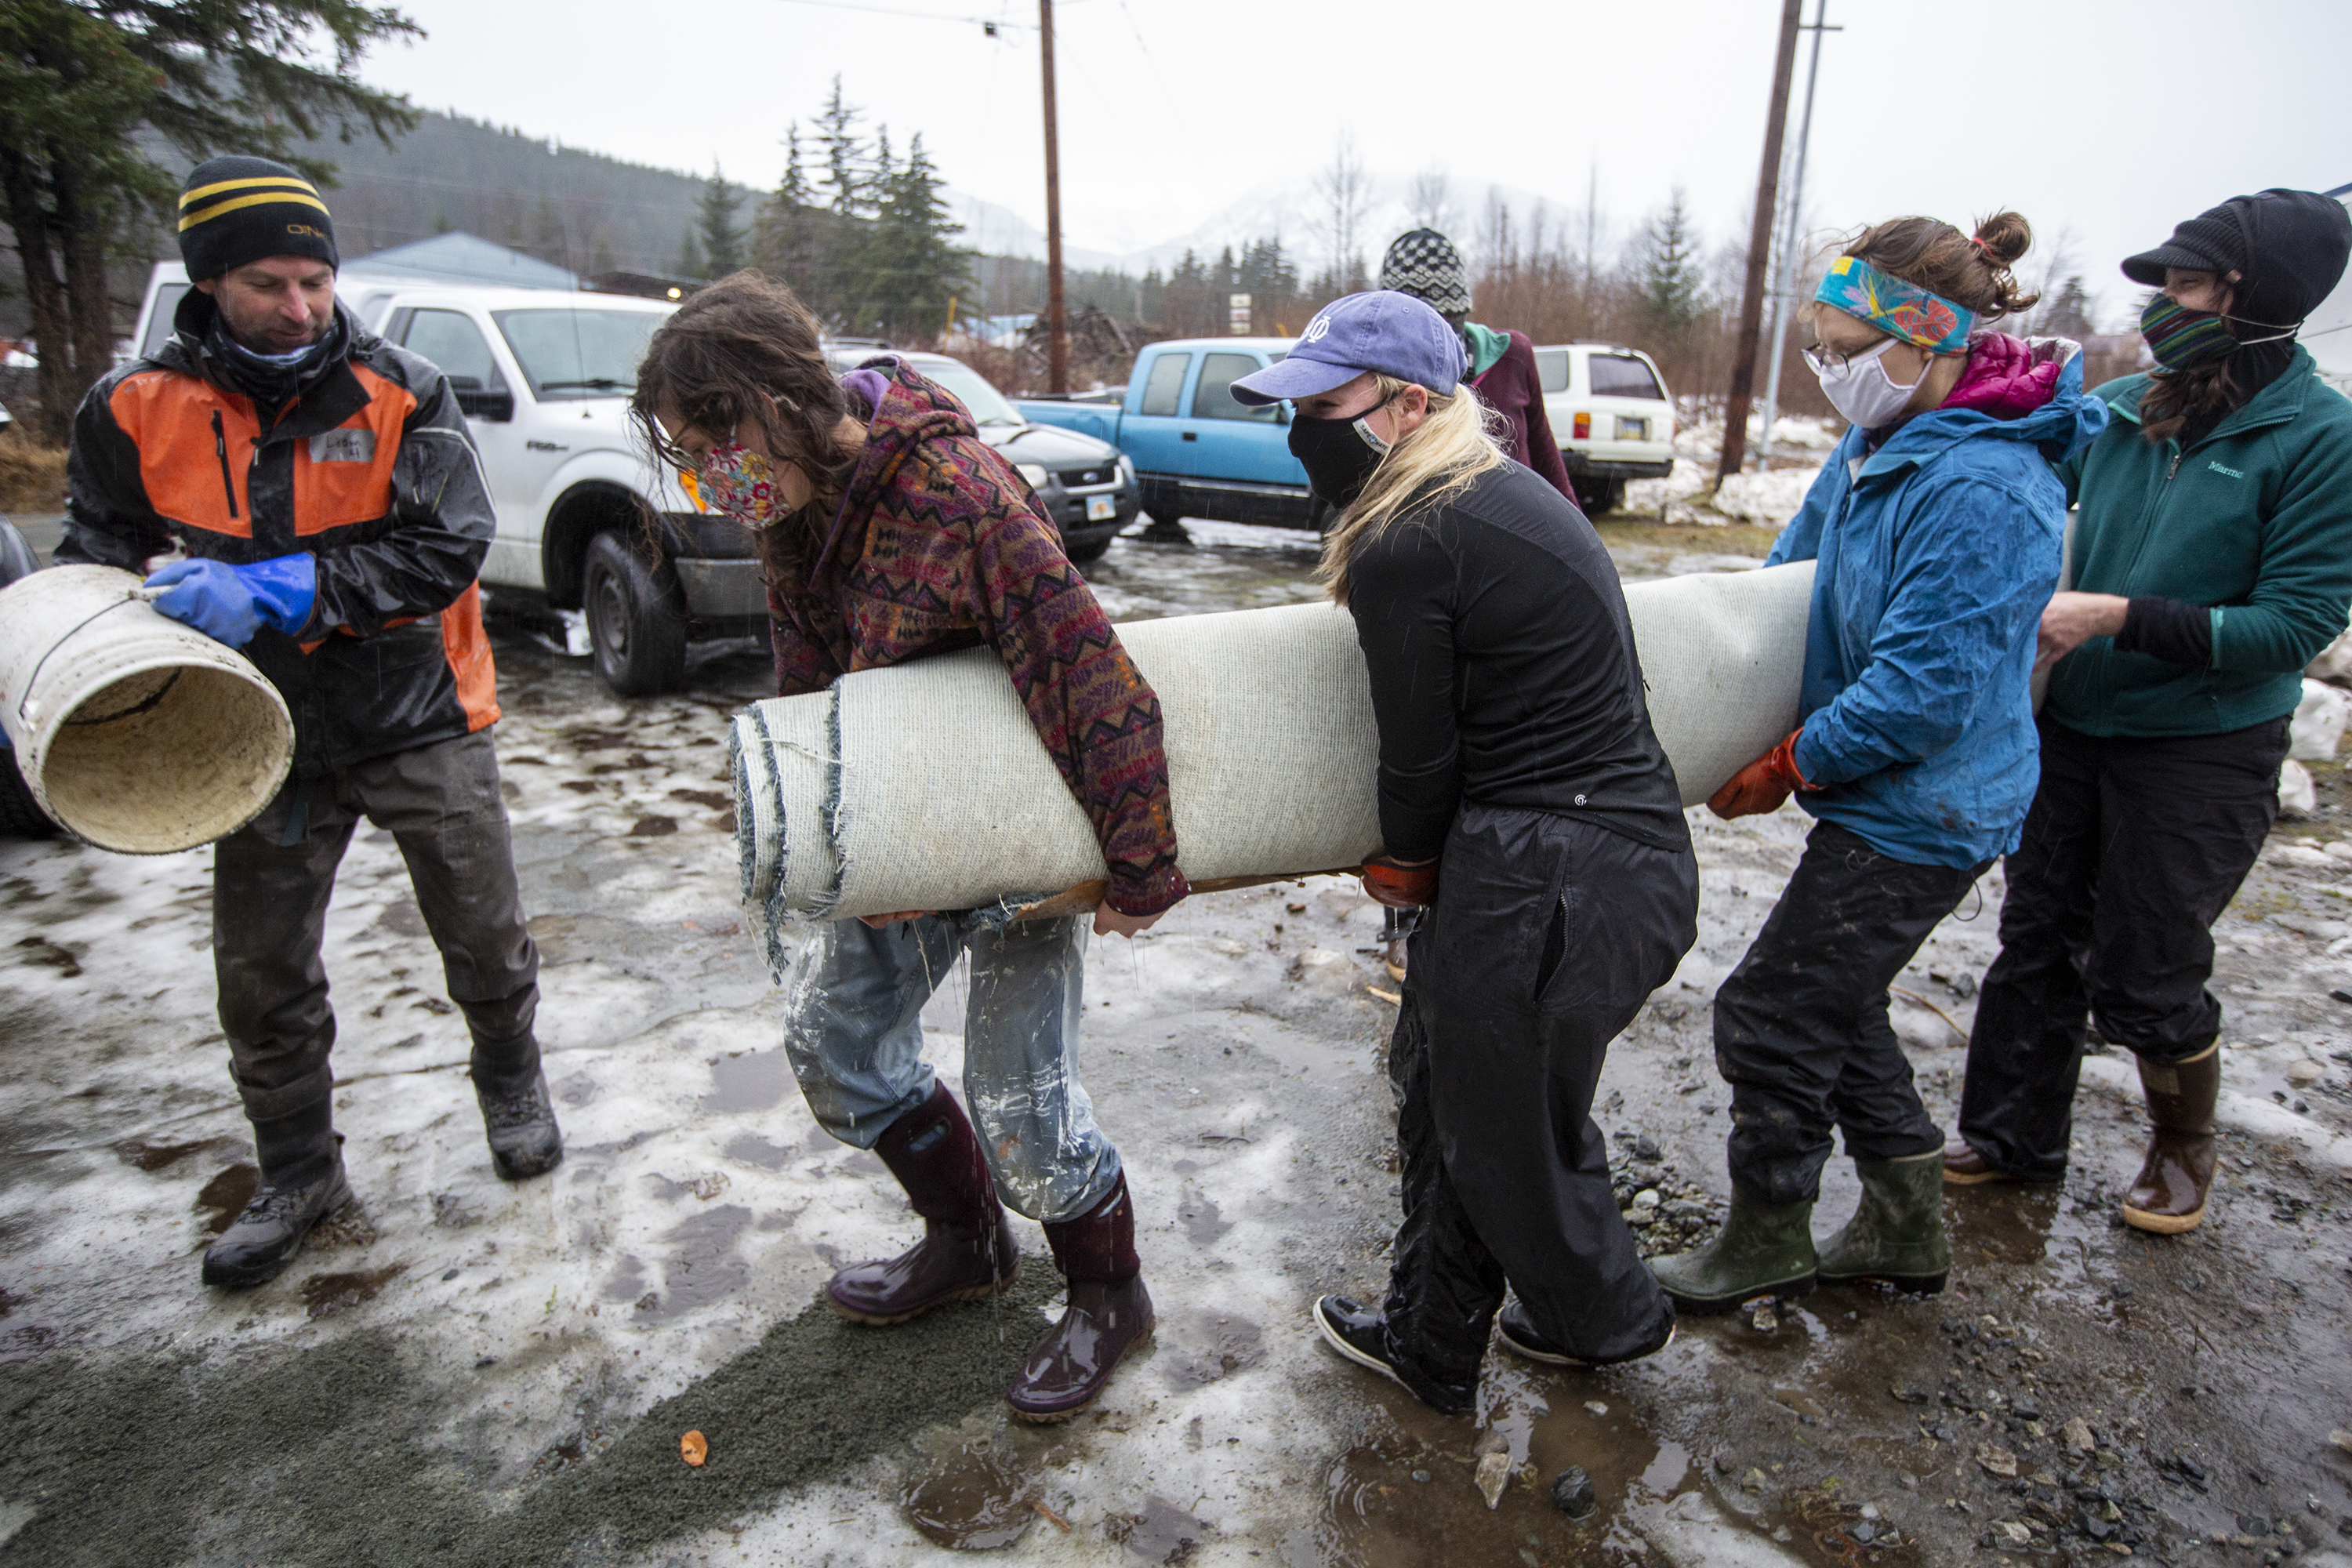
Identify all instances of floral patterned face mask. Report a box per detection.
[695,441,786,528]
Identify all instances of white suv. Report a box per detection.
[1532,343,1677,516]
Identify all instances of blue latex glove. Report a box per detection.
[144,555,318,648]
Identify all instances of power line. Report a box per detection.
[763,0,1032,32]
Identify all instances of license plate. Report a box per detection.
[1617,416,1648,441]
[1085,495,1117,521]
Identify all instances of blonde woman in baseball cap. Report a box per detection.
[1231,290,1697,1410]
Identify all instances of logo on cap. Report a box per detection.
[287,223,327,240]
[1301,315,1333,344]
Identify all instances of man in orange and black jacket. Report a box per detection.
[59,154,561,1290]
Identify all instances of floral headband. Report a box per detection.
[1813,255,1974,354]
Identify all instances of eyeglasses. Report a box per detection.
[1802,337,1902,376]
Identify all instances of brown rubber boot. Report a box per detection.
[1008,1173,1154,1422]
[826,1083,1019,1323]
[2122,1043,2220,1235]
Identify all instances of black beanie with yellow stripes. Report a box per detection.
[176,155,338,281]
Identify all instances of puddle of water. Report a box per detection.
[1109,1494,1208,1563]
[702,1051,794,1113]
[722,1132,796,1169]
[1161,1310,1264,1389]
[902,1446,1039,1549]
[1177,1188,1230,1246]
[1308,1358,1706,1567]
[635,1205,751,1321]
[299,1263,405,1319]
[114,1137,223,1172]
[194,1164,258,1234]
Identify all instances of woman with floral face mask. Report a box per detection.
[1651,213,2106,1314]
[631,274,1185,1421]
[1949,191,2352,1235]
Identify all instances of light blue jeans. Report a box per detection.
[779,911,1121,1223]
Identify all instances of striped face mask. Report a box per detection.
[2140,295,2299,371]
[2139,296,2236,370]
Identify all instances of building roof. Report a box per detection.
[343,232,578,291]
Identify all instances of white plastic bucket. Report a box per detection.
[0,564,292,853]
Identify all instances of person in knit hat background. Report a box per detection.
[1370,229,1578,980]
[1377,228,1576,506]
[56,153,563,1291]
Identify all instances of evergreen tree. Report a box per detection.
[2034,274,2099,340]
[753,122,821,295]
[0,0,417,437]
[855,132,973,339]
[1632,188,1705,339]
[814,75,863,218]
[696,163,745,278]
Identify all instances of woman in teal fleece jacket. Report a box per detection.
[1950,189,2352,1236]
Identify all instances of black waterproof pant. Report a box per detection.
[1955,716,2287,1179]
[215,729,541,1180]
[1714,820,1985,1204]
[1382,805,1697,1398]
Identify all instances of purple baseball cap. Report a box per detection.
[1229,290,1468,407]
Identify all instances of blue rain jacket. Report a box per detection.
[1766,350,2107,868]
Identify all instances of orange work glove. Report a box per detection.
[1707,730,1819,820]
[1361,855,1439,909]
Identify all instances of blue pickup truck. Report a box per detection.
[1018,337,1326,532]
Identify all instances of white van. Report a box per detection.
[132,267,755,695]
[1531,343,1678,517]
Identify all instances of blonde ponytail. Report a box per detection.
[1318,376,1508,604]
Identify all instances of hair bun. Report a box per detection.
[1972,211,2033,270]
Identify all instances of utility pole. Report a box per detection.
[1715,0,1804,485]
[1040,0,1069,394]
[1758,0,1840,468]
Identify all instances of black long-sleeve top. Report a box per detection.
[1344,461,1691,862]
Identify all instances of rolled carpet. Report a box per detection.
[732,561,1816,938]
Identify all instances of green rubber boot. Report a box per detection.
[1815,1151,1950,1294]
[1647,1189,1816,1314]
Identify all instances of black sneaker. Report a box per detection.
[477,1071,563,1181]
[201,1160,354,1290]
[1312,1295,1472,1414]
[1494,1298,1678,1367]
[1313,1294,1410,1388]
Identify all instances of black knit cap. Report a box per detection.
[177,154,338,281]
[1379,228,1472,317]
[2122,188,2351,324]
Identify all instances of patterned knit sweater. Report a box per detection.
[767,358,1188,916]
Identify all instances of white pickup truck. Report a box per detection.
[131,265,753,695]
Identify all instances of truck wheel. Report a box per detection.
[1063,532,1114,565]
[583,529,688,696]
[0,754,57,840]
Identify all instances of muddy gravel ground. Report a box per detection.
[3,518,2350,1568]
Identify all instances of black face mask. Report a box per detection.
[1288,399,1396,506]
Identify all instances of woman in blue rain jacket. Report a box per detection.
[1650,212,2107,1315]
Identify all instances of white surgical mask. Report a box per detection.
[1806,337,1924,430]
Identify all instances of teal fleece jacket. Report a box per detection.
[2047,346,2352,737]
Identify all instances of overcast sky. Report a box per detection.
[358,0,2351,329]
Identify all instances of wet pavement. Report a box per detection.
[3,517,2351,1566]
